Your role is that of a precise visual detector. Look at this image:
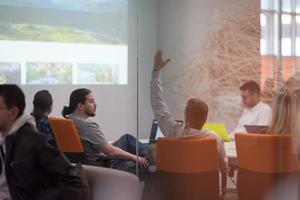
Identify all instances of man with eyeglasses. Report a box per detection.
[231,81,272,136]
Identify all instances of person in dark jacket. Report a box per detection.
[0,84,87,200]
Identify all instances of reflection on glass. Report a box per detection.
[296,37,300,56]
[0,62,20,84]
[296,15,300,24]
[282,38,291,56]
[282,0,292,12]
[273,0,279,11]
[282,14,291,25]
[261,0,270,10]
[261,13,266,26]
[297,0,300,12]
[261,39,266,55]
[274,13,279,55]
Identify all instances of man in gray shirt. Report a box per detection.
[62,88,148,174]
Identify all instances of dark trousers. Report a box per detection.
[112,134,148,175]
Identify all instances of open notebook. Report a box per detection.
[203,123,231,142]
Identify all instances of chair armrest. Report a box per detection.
[83,165,139,200]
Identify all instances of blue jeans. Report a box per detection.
[112,134,148,174]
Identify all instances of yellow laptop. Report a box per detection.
[203,123,231,142]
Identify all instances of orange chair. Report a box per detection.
[49,117,85,163]
[49,117,127,167]
[235,133,300,200]
[155,136,226,200]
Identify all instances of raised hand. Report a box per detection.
[153,49,170,71]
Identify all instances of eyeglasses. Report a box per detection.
[241,93,253,100]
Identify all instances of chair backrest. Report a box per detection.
[49,117,84,153]
[235,133,300,173]
[156,136,219,173]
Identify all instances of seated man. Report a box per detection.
[62,89,148,174]
[151,49,228,173]
[231,80,272,136]
[0,84,87,200]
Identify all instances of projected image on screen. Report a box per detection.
[26,62,72,85]
[0,63,21,84]
[0,0,128,85]
[77,63,118,84]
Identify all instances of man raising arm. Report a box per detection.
[150,49,228,172]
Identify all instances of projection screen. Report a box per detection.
[0,0,128,85]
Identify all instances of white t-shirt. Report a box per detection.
[232,101,272,135]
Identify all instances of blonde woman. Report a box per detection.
[268,87,300,135]
[264,87,300,200]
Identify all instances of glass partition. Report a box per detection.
[138,0,300,199]
[0,0,142,177]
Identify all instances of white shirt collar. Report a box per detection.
[0,114,35,145]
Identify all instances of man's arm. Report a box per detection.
[102,143,148,168]
[151,50,182,137]
[81,120,148,168]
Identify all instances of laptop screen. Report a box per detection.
[244,125,269,134]
[149,119,163,144]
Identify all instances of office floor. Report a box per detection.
[140,181,240,200]
[140,170,240,200]
[224,192,239,200]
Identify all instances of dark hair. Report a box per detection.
[186,98,208,129]
[62,88,91,118]
[31,90,53,120]
[0,84,25,118]
[240,81,261,95]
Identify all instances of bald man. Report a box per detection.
[150,50,228,172]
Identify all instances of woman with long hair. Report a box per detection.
[31,90,55,142]
[268,87,300,135]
